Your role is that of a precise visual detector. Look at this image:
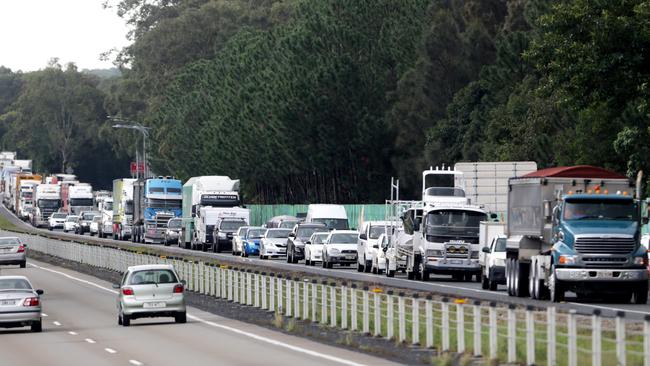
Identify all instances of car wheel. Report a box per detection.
[364,258,372,273]
[118,314,122,325]
[175,312,187,324]
[327,261,333,269]
[31,319,42,332]
[357,261,364,272]
[481,271,489,289]
[20,261,26,269]
[48,226,53,231]
[122,313,131,327]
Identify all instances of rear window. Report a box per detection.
[0,238,20,245]
[0,278,32,290]
[330,233,358,244]
[267,229,291,238]
[52,213,67,219]
[129,269,178,285]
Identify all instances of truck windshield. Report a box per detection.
[424,187,465,197]
[312,218,349,230]
[369,225,391,239]
[38,199,60,208]
[494,238,506,252]
[70,198,93,207]
[220,221,245,231]
[563,200,637,221]
[125,201,134,215]
[146,198,181,209]
[424,210,487,237]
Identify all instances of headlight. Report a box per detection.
[471,251,479,259]
[634,257,647,266]
[559,254,578,265]
[330,248,340,255]
[427,250,443,257]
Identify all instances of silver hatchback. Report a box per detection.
[0,237,27,268]
[0,276,44,332]
[114,264,186,326]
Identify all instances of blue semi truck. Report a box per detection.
[132,178,182,244]
[505,165,648,303]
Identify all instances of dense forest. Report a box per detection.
[0,0,648,202]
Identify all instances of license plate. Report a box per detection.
[0,300,15,306]
[599,271,614,278]
[143,302,166,309]
[346,255,356,260]
[449,260,461,264]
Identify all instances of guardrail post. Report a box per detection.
[261,272,268,309]
[254,271,260,307]
[547,306,556,366]
[303,279,310,320]
[199,262,205,294]
[616,311,626,366]
[286,278,292,317]
[233,268,240,303]
[294,278,300,319]
[457,301,465,353]
[311,280,318,321]
[568,309,577,366]
[387,290,394,340]
[276,275,283,313]
[593,309,601,366]
[193,261,199,291]
[374,290,381,336]
[321,280,327,324]
[220,267,226,298]
[398,293,406,343]
[508,304,516,364]
[643,315,650,366]
[341,282,348,329]
[412,294,420,345]
[489,301,497,361]
[362,286,370,334]
[442,298,449,352]
[526,305,535,366]
[425,295,433,348]
[350,284,358,331]
[227,267,233,301]
[240,269,246,304]
[247,270,253,305]
[330,283,337,327]
[269,273,275,312]
[473,300,481,357]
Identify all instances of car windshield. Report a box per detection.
[83,213,98,220]
[220,221,245,231]
[369,225,391,239]
[0,238,20,245]
[104,202,113,210]
[247,229,265,239]
[168,219,182,229]
[279,220,299,229]
[52,213,67,219]
[129,269,178,285]
[297,226,327,239]
[0,278,32,290]
[329,233,358,244]
[93,216,101,222]
[67,216,79,222]
[313,218,349,230]
[494,238,506,252]
[563,199,637,221]
[424,210,486,237]
[266,229,291,238]
[310,234,328,245]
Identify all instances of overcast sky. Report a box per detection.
[0,0,130,72]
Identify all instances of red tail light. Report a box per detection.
[122,287,134,296]
[17,245,25,253]
[23,297,39,306]
[173,284,184,294]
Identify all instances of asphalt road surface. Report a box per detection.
[0,259,400,366]
[4,205,650,320]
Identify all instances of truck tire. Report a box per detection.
[386,261,395,277]
[549,267,564,303]
[357,261,364,272]
[513,260,529,297]
[364,257,372,273]
[633,282,648,304]
[481,272,489,290]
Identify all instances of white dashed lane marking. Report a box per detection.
[129,360,143,365]
[68,331,78,335]
[85,338,96,344]
[104,348,117,354]
[53,321,61,326]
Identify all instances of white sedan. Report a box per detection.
[63,215,80,233]
[259,229,291,259]
[322,230,359,268]
[304,232,329,266]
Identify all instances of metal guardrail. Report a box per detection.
[18,230,650,366]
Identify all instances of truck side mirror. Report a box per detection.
[413,218,421,232]
[489,213,498,220]
[359,233,367,240]
[643,217,649,225]
[543,200,552,220]
[191,205,197,217]
[482,247,490,253]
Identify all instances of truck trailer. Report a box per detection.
[505,165,648,303]
[112,178,136,240]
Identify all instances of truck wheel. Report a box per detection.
[514,260,529,297]
[549,267,564,303]
[481,272,489,290]
[386,261,395,277]
[633,283,648,304]
[364,258,372,273]
[357,261,364,272]
[506,259,513,295]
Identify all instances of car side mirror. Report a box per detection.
[643,217,649,225]
[481,247,490,253]
[305,241,311,245]
[289,233,295,237]
[36,289,44,295]
[372,244,379,249]
[181,280,187,285]
[359,233,367,240]
[112,284,120,289]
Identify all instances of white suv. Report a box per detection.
[356,221,393,273]
[48,212,67,231]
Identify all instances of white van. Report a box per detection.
[305,204,348,230]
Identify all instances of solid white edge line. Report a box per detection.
[104,348,117,354]
[30,263,369,366]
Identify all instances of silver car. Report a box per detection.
[0,276,44,332]
[0,237,26,268]
[114,264,186,326]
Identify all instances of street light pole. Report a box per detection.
[108,116,151,179]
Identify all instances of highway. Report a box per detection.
[0,258,399,366]
[4,206,650,320]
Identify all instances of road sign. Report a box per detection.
[130,162,145,174]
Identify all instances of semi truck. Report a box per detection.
[112,178,136,240]
[97,196,113,238]
[405,167,488,281]
[31,184,61,227]
[64,183,94,215]
[181,176,242,249]
[504,165,649,304]
[132,178,183,244]
[15,174,43,220]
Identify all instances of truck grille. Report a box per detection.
[582,256,628,267]
[574,237,636,254]
[444,243,470,258]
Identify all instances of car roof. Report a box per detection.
[0,275,29,281]
[328,230,359,235]
[311,232,329,237]
[296,223,326,228]
[266,228,291,231]
[127,264,175,272]
[67,215,80,218]
[0,236,20,240]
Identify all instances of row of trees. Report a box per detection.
[0,0,648,199]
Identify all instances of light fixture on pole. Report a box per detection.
[108,116,151,179]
